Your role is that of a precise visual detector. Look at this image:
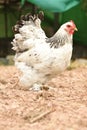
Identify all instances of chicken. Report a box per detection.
[12,12,77,90]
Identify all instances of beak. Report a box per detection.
[75,27,78,31]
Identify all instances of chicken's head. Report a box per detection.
[62,20,77,35]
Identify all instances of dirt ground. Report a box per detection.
[0,65,87,130]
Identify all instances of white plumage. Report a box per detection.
[12,12,77,90]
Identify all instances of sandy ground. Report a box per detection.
[0,65,87,130]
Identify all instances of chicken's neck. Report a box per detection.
[47,30,73,48]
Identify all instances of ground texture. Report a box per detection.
[0,65,87,130]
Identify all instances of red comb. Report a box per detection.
[70,20,76,27]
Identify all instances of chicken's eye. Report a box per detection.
[67,25,71,28]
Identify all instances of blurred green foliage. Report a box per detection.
[82,0,87,13]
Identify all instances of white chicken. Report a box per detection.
[12,12,77,90]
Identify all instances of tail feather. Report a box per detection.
[12,11,46,53]
[12,11,44,34]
